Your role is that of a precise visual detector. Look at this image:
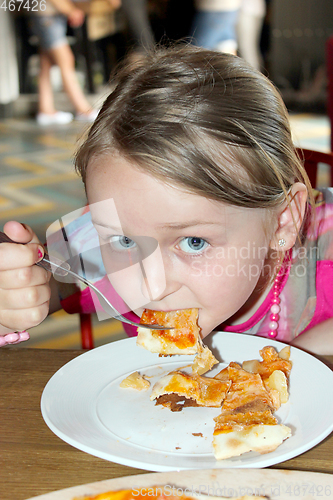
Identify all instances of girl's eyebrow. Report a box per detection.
[92,219,224,231]
[92,220,122,231]
[157,221,224,230]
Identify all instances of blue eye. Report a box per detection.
[109,236,136,251]
[178,237,209,254]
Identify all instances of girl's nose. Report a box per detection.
[140,248,179,302]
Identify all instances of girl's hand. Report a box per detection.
[67,7,85,28]
[0,222,51,334]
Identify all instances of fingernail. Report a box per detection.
[5,333,20,343]
[37,246,44,261]
[18,331,30,342]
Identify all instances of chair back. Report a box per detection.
[80,313,94,349]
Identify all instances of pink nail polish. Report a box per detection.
[37,248,43,259]
[5,333,20,343]
[18,331,30,341]
[0,330,30,347]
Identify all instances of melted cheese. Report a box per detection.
[150,370,231,408]
[137,308,201,355]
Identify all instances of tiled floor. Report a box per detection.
[0,110,331,349]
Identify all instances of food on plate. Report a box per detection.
[212,362,291,460]
[242,346,292,380]
[215,362,277,414]
[137,308,201,355]
[149,347,291,460]
[150,370,231,411]
[242,346,292,405]
[265,370,289,404]
[119,371,150,390]
[137,308,218,374]
[191,344,219,375]
[213,410,291,460]
[135,324,293,461]
[74,486,268,500]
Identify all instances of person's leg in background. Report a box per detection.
[30,14,72,124]
[38,50,56,115]
[36,46,74,125]
[49,42,96,119]
[29,13,97,124]
[237,0,265,70]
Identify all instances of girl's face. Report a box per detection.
[86,155,275,338]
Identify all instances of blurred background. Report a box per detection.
[1,0,333,348]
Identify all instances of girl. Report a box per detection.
[0,45,332,353]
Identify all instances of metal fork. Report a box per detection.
[0,231,171,331]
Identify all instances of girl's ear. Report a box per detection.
[270,182,308,251]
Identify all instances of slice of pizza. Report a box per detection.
[213,410,291,460]
[242,346,292,405]
[212,362,291,459]
[217,362,277,414]
[137,308,218,373]
[137,308,201,355]
[150,370,231,412]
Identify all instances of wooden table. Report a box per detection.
[1,348,333,500]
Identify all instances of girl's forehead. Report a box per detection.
[86,154,266,230]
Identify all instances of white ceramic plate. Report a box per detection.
[41,332,333,471]
[26,469,333,500]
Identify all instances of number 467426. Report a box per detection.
[1,0,46,11]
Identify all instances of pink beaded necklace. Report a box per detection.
[267,248,292,339]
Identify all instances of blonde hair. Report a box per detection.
[75,44,311,211]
